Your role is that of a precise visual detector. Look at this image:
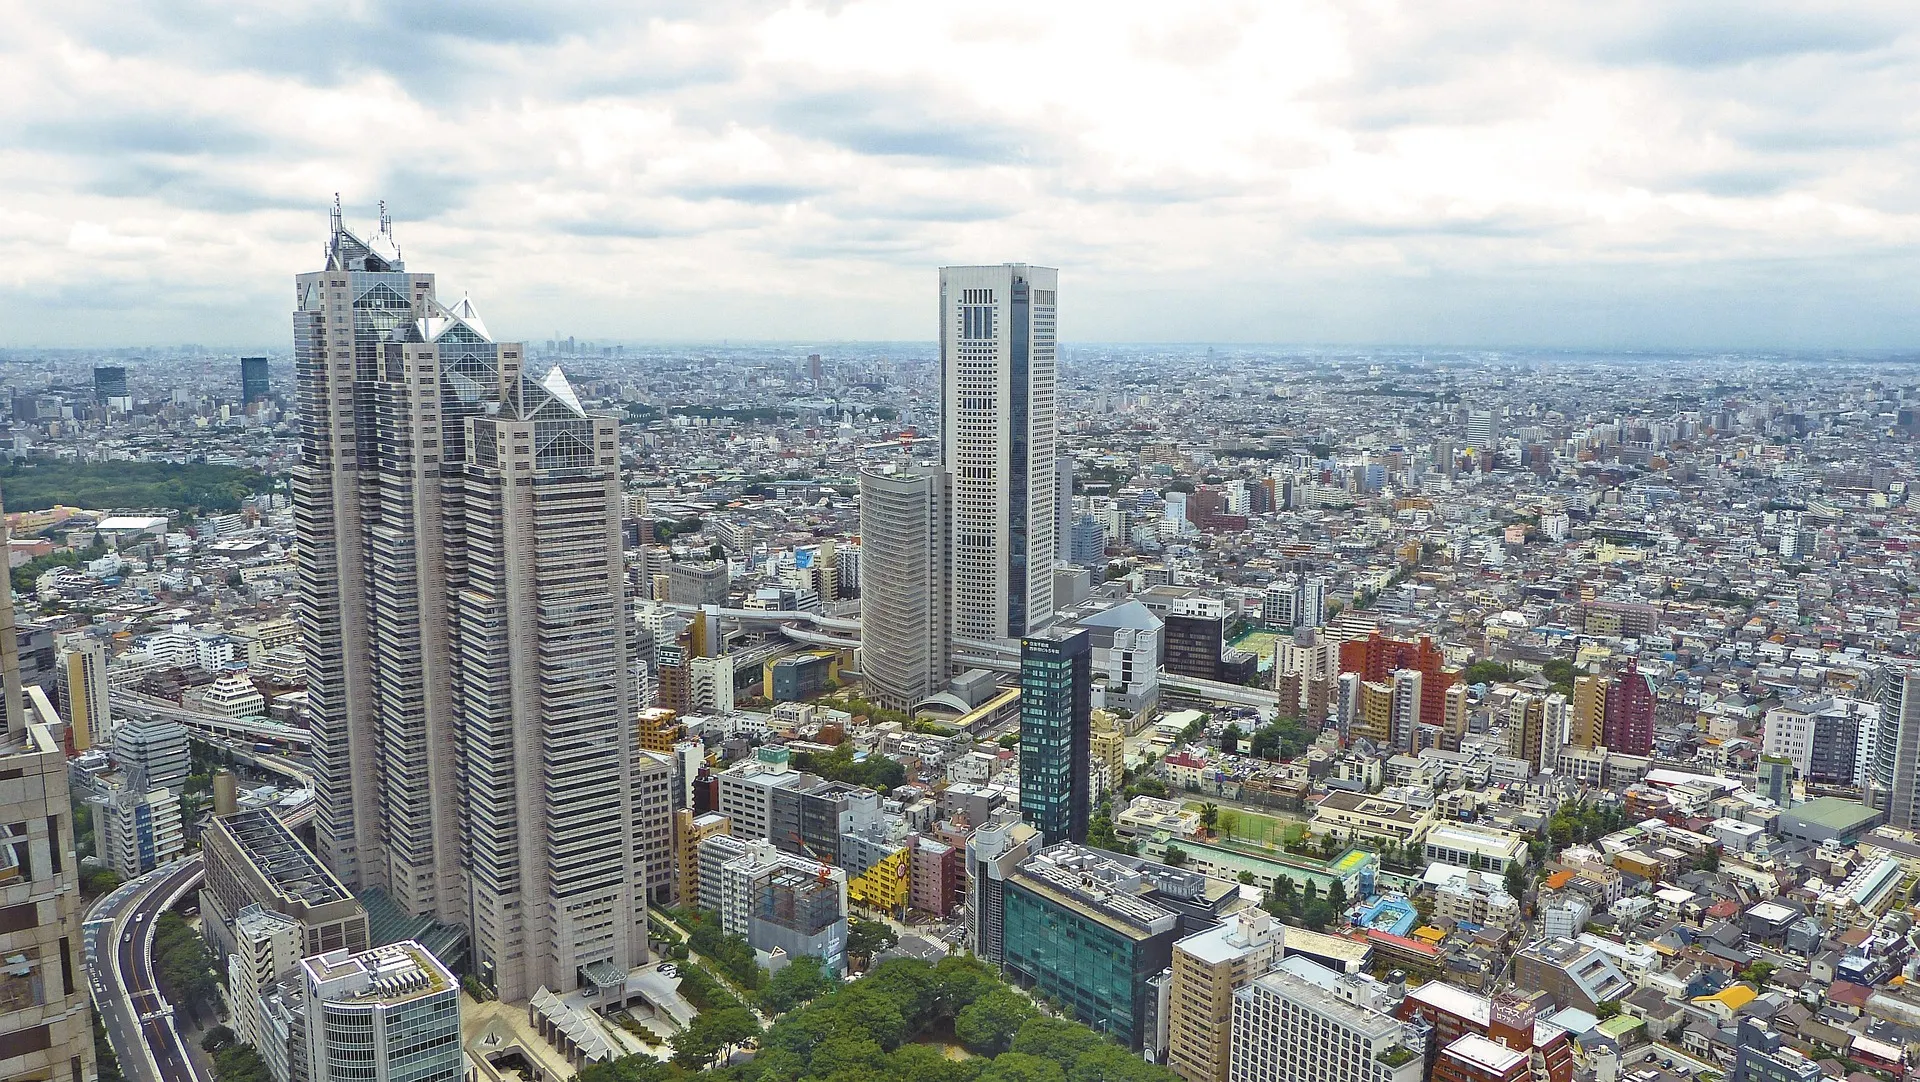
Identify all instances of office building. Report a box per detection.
[93,364,127,404]
[1602,657,1656,756]
[859,465,951,710]
[1169,909,1284,1082]
[92,775,184,878]
[241,355,272,404]
[675,811,732,909]
[1228,958,1428,1082]
[111,715,190,794]
[300,940,462,1082]
[202,807,372,964]
[965,811,1041,964]
[1765,697,1874,788]
[59,638,109,753]
[0,576,94,1082]
[1465,409,1498,455]
[1069,512,1107,566]
[717,747,816,845]
[666,560,729,608]
[295,206,653,1002]
[1505,693,1547,773]
[1001,843,1237,1050]
[1019,627,1091,846]
[940,263,1059,642]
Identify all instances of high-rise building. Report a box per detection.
[1338,633,1457,734]
[1465,409,1498,455]
[294,206,650,1002]
[1505,694,1547,773]
[1169,909,1284,1082]
[1019,627,1091,846]
[859,466,952,710]
[201,807,372,964]
[1602,657,1656,756]
[940,264,1059,642]
[241,355,272,404]
[1872,669,1920,823]
[300,940,463,1082]
[111,715,190,794]
[59,637,109,753]
[93,364,127,404]
[1055,455,1074,562]
[0,483,94,1082]
[92,776,184,878]
[1569,673,1605,749]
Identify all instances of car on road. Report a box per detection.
[658,963,679,977]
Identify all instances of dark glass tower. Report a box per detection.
[1019,627,1090,845]
[241,355,271,403]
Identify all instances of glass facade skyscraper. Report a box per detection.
[1019,626,1090,846]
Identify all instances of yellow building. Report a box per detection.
[1168,910,1283,1082]
[1570,675,1605,749]
[1354,680,1394,745]
[637,707,685,754]
[675,810,731,908]
[848,847,911,914]
[1090,724,1126,790]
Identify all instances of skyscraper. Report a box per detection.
[940,264,1059,642]
[294,204,652,1001]
[93,364,127,404]
[1874,669,1920,826]
[241,355,271,404]
[0,488,95,1082]
[858,466,951,711]
[1018,626,1090,846]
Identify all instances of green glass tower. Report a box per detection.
[1019,627,1091,845]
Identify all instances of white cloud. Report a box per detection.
[0,0,1917,347]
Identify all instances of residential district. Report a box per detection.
[2,210,1920,1082]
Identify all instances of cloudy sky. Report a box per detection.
[4,1,1919,349]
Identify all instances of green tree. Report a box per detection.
[1069,1043,1168,1082]
[1199,804,1219,835]
[759,955,837,1015]
[1220,724,1245,751]
[1504,863,1528,901]
[888,1043,983,1082]
[847,917,899,969]
[1163,845,1189,868]
[579,1055,674,1082]
[809,1034,889,1077]
[1740,962,1775,986]
[980,1052,1068,1082]
[1011,1016,1101,1070]
[955,988,1037,1056]
[670,1006,761,1068]
[1238,871,1256,885]
[1594,1000,1623,1021]
[1327,879,1348,913]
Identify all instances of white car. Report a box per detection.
[657,963,679,978]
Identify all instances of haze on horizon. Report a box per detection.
[4,1,1919,352]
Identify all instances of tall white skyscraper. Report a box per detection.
[294,204,654,1002]
[940,264,1059,643]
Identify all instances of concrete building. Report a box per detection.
[92,775,184,879]
[1728,1018,1823,1082]
[675,810,731,909]
[202,807,372,964]
[665,561,729,608]
[0,660,94,1082]
[713,840,849,975]
[940,263,1060,643]
[717,747,816,845]
[58,637,110,753]
[294,207,659,1004]
[1169,909,1284,1082]
[858,465,952,710]
[1602,658,1656,756]
[1000,843,1237,1050]
[1510,937,1634,1013]
[1229,958,1427,1082]
[300,940,462,1082]
[1019,627,1091,846]
[111,715,190,794]
[965,811,1041,964]
[1397,984,1575,1082]
[228,904,304,1055]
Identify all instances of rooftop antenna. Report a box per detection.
[329,192,343,233]
[379,199,390,234]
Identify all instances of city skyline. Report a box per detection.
[7,5,1920,350]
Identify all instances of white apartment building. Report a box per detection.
[1230,958,1427,1082]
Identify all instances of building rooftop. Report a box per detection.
[220,807,353,906]
[1444,1033,1527,1073]
[304,940,453,1007]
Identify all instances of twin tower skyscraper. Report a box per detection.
[293,205,649,1003]
[860,264,1061,711]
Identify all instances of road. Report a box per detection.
[85,857,210,1082]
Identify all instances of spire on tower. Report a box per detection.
[379,200,390,233]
